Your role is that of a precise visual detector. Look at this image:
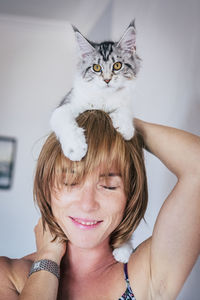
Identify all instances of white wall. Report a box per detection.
[0,0,199,298]
[0,16,77,257]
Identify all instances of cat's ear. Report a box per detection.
[117,20,136,55]
[72,25,95,58]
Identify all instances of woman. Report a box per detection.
[0,110,200,300]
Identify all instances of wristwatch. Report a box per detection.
[28,259,60,280]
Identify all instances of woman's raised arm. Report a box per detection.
[134,118,200,299]
[134,118,200,178]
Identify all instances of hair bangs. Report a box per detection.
[76,110,130,183]
[52,110,132,193]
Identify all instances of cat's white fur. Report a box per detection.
[50,22,139,161]
[50,73,136,161]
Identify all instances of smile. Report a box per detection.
[70,217,102,229]
[74,219,98,225]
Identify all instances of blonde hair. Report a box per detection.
[34,110,148,249]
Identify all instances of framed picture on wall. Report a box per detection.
[0,136,17,189]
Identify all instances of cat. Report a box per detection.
[50,20,141,162]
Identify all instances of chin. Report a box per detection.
[63,224,112,250]
[67,235,108,250]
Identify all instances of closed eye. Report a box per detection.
[101,185,117,190]
[64,182,78,187]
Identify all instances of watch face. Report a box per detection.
[29,260,60,280]
[34,262,41,269]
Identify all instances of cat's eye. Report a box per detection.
[93,64,102,72]
[113,62,122,71]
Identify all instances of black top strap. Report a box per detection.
[124,263,129,283]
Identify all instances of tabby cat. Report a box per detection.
[50,20,141,161]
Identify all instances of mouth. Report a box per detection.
[69,217,103,229]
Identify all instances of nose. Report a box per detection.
[79,183,99,213]
[104,78,111,84]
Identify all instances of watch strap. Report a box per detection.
[28,259,60,280]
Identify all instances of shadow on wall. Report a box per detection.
[87,0,113,41]
[181,26,200,135]
[183,94,200,135]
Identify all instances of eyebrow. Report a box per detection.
[99,173,121,178]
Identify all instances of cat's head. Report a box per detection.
[73,20,141,91]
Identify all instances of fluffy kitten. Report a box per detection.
[50,20,141,161]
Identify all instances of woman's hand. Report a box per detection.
[34,218,66,265]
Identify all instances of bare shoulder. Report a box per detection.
[128,237,152,300]
[0,253,36,296]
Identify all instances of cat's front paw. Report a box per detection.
[60,127,87,161]
[110,112,135,140]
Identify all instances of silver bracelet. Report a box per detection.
[28,259,60,280]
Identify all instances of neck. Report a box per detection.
[61,239,117,279]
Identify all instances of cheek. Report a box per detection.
[114,72,124,81]
[50,196,63,221]
[50,191,71,218]
[102,197,126,238]
[107,194,126,221]
[94,73,103,83]
[50,194,72,237]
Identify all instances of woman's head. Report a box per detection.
[34,110,148,249]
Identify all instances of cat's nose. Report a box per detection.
[104,78,111,84]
